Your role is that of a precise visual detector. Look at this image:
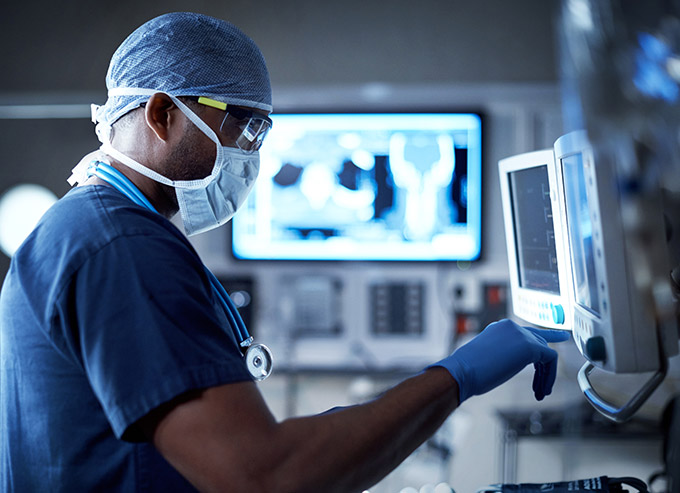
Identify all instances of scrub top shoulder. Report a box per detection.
[0,184,252,492]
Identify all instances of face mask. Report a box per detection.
[95,91,260,236]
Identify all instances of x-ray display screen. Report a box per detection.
[562,153,600,315]
[231,113,482,261]
[508,166,560,294]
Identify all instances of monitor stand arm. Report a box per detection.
[578,355,668,423]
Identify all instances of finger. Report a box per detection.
[536,343,559,365]
[524,326,571,343]
[532,362,545,400]
[543,358,559,396]
[533,360,559,401]
[532,348,560,400]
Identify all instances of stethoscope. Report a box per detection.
[88,161,273,381]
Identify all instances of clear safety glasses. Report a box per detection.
[195,96,272,153]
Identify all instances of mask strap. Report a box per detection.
[99,88,224,189]
[169,96,221,147]
[99,141,175,187]
[107,88,222,148]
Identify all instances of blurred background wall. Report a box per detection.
[0,0,561,278]
[1,0,558,92]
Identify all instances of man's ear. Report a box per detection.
[144,93,179,141]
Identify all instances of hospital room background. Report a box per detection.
[1,1,679,492]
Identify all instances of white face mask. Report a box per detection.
[95,91,260,236]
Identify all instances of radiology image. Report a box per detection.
[232,112,482,261]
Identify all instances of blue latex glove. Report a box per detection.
[428,319,571,404]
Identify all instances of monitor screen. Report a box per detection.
[499,148,572,330]
[231,112,482,261]
[508,165,560,294]
[561,152,600,315]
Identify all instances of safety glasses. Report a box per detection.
[195,96,272,153]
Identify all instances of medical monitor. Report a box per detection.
[230,112,483,261]
[554,131,678,374]
[499,149,572,330]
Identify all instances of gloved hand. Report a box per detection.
[428,319,571,404]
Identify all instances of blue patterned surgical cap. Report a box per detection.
[94,12,272,126]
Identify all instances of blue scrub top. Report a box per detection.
[0,185,253,491]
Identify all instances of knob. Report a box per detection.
[551,303,565,325]
[584,336,607,362]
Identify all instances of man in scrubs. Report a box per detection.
[0,12,569,492]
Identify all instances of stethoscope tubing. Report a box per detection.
[90,161,253,347]
[94,164,157,212]
[205,269,251,345]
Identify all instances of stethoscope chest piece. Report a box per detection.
[245,343,273,381]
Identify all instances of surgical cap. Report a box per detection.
[94,12,272,127]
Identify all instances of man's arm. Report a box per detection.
[146,367,457,493]
[143,320,570,492]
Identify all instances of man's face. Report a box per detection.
[165,102,269,182]
[165,116,215,182]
